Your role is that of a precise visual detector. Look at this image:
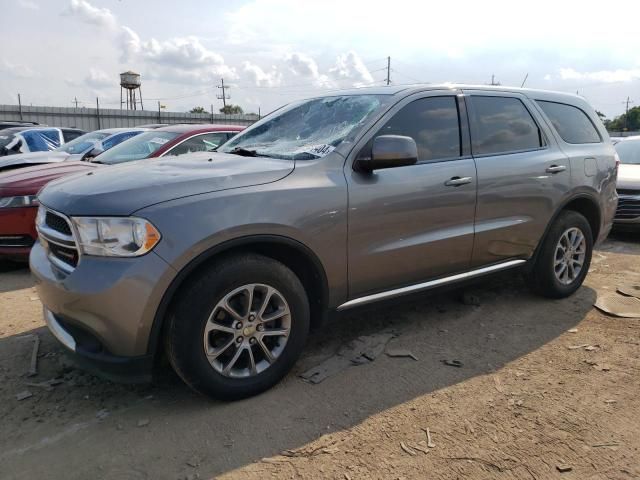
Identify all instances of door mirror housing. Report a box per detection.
[355,135,418,172]
[83,147,103,161]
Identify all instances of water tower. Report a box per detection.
[120,71,143,110]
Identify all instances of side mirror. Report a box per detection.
[355,135,418,172]
[83,147,103,161]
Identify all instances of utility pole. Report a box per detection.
[624,96,634,131]
[520,73,529,88]
[73,96,79,108]
[489,74,501,86]
[386,56,391,86]
[17,93,23,120]
[217,78,230,110]
[96,97,101,129]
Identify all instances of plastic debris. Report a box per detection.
[442,359,463,368]
[595,293,640,318]
[425,428,436,448]
[300,332,395,384]
[617,285,640,299]
[568,344,589,350]
[556,464,572,473]
[27,334,40,377]
[16,390,33,401]
[400,441,417,456]
[385,348,418,361]
[137,419,150,427]
[568,328,578,333]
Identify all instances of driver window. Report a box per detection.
[360,96,461,163]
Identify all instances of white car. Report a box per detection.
[613,136,640,229]
[0,128,146,171]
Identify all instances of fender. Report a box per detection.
[146,234,329,358]
[525,190,602,271]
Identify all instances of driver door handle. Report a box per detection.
[546,165,567,174]
[445,176,473,187]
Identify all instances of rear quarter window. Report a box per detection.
[536,100,601,144]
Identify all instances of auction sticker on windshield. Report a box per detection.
[304,144,335,157]
[149,137,170,145]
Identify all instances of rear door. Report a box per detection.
[464,90,571,267]
[345,91,478,298]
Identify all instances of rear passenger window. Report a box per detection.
[536,100,601,144]
[469,96,543,155]
[374,96,461,162]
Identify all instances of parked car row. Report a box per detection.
[24,85,619,400]
[0,124,243,260]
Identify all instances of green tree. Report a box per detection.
[190,106,206,114]
[219,104,243,114]
[608,106,640,131]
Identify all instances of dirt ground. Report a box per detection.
[1,233,639,480]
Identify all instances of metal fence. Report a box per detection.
[608,131,640,137]
[0,104,259,131]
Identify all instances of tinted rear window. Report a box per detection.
[469,96,543,155]
[536,100,601,144]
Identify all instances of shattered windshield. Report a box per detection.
[219,94,390,160]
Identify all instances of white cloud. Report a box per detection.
[559,67,640,83]
[329,51,374,87]
[242,62,282,87]
[0,60,37,78]
[285,52,331,87]
[63,0,117,30]
[18,0,39,10]
[84,68,112,89]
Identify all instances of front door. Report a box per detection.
[345,92,478,298]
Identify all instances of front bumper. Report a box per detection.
[613,192,640,228]
[30,241,175,374]
[0,206,37,260]
[44,308,153,383]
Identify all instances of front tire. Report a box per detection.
[525,210,593,298]
[165,253,310,400]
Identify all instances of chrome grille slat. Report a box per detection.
[36,207,79,271]
[615,193,640,221]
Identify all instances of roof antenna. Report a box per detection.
[520,73,529,88]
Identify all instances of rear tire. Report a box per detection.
[165,253,310,400]
[525,210,593,298]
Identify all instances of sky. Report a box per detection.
[2,0,640,118]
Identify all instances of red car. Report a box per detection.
[0,124,244,261]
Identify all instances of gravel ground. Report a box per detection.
[0,232,638,480]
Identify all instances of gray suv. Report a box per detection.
[30,85,618,399]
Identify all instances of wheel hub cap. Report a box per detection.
[203,283,291,378]
[554,227,586,285]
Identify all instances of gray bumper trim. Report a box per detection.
[44,308,76,352]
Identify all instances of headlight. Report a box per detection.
[0,195,38,208]
[72,217,161,257]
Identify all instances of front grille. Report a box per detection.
[48,242,79,268]
[615,193,640,221]
[37,207,79,272]
[0,235,34,248]
[617,189,640,196]
[45,211,72,236]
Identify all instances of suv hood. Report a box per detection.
[0,161,99,197]
[0,151,70,171]
[38,152,295,216]
[618,164,640,190]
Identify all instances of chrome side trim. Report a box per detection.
[44,308,76,352]
[48,253,75,274]
[337,259,527,311]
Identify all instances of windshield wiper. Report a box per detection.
[227,147,259,157]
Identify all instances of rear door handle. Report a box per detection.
[444,176,473,187]
[546,165,567,174]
